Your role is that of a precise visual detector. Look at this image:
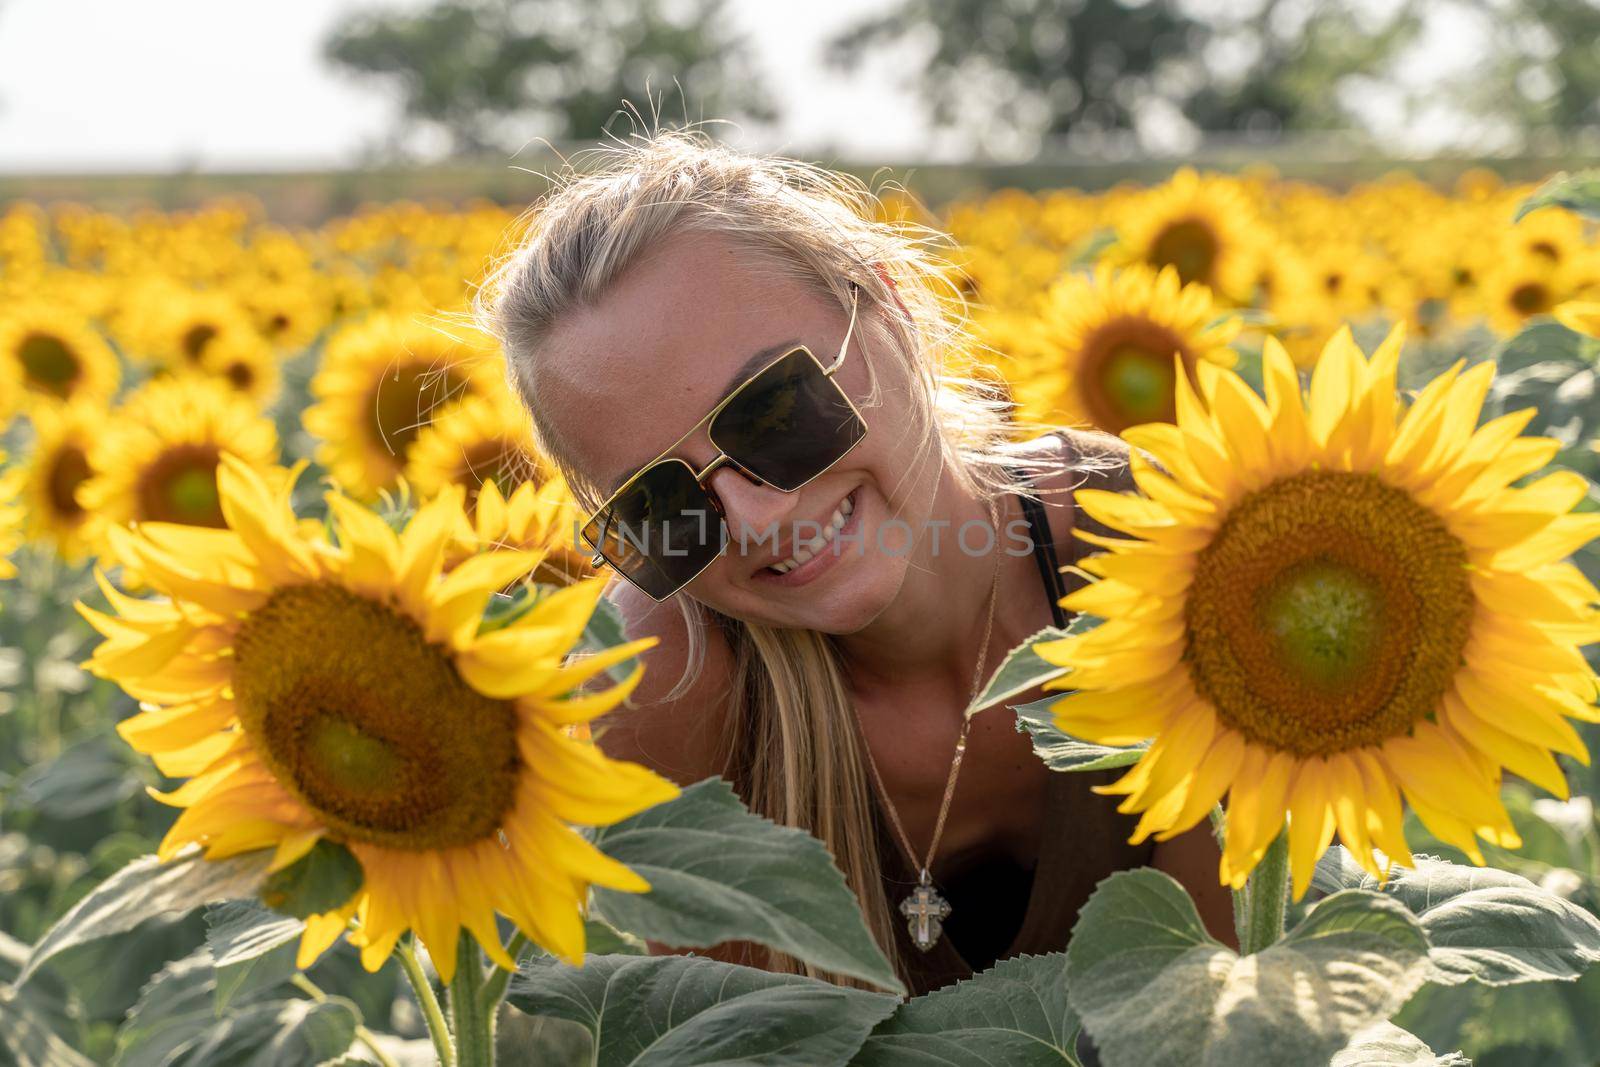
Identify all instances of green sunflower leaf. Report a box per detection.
[851,952,1086,1066]
[114,947,359,1067]
[1331,1022,1470,1066]
[259,839,363,921]
[1065,868,1430,1067]
[1312,846,1600,986]
[204,902,306,1013]
[505,953,897,1067]
[0,930,94,1067]
[575,591,645,683]
[590,777,904,994]
[967,617,1100,719]
[15,846,276,989]
[1013,695,1147,772]
[1514,170,1600,222]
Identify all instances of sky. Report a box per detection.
[0,0,933,173]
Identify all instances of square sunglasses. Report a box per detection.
[581,281,868,601]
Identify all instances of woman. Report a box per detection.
[477,128,1236,994]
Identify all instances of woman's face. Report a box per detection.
[535,228,944,633]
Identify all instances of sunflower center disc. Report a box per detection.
[136,445,227,527]
[47,444,91,519]
[233,583,521,850]
[18,332,83,397]
[459,440,529,512]
[368,361,466,460]
[1150,217,1219,288]
[1101,345,1177,426]
[1082,317,1191,433]
[1184,470,1473,757]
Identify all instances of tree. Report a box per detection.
[824,0,1425,155]
[324,0,778,158]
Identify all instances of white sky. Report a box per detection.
[0,0,933,172]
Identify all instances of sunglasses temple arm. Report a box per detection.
[821,281,861,377]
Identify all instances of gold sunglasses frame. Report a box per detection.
[581,281,866,601]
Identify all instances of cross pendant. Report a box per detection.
[899,875,952,952]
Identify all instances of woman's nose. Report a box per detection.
[705,464,795,554]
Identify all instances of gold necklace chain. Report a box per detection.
[855,492,1003,911]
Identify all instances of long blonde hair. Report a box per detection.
[475,125,1089,989]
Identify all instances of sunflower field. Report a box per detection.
[0,164,1599,1066]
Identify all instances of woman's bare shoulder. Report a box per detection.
[592,579,736,788]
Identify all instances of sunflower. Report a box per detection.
[79,378,278,533]
[80,457,674,981]
[463,477,598,588]
[0,303,121,411]
[19,401,103,560]
[140,288,261,371]
[1480,252,1579,335]
[1023,265,1239,434]
[303,313,503,499]
[1109,168,1261,303]
[1555,301,1600,339]
[1037,325,1600,898]
[0,450,22,582]
[193,328,281,408]
[404,393,544,511]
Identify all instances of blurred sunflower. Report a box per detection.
[303,313,502,499]
[1555,301,1600,339]
[1026,265,1239,434]
[404,393,543,512]
[194,329,281,408]
[1110,168,1261,303]
[464,477,597,588]
[0,303,120,410]
[1480,252,1577,335]
[144,288,260,371]
[1038,326,1600,898]
[19,401,102,560]
[80,378,278,532]
[0,450,22,583]
[81,457,674,981]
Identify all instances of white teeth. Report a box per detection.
[768,492,855,575]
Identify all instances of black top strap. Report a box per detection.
[1008,466,1070,629]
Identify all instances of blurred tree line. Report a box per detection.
[324,0,1600,159]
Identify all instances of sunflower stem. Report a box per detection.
[448,933,496,1067]
[395,936,456,1067]
[1210,805,1246,941]
[291,973,399,1067]
[1240,828,1290,955]
[479,931,531,1015]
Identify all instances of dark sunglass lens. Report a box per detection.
[585,463,727,599]
[710,350,866,491]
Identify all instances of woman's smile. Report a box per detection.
[747,486,862,588]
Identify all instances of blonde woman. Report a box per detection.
[476,128,1235,995]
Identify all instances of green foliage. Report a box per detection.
[1013,695,1147,772]
[203,903,306,1013]
[1515,170,1600,223]
[257,839,362,922]
[1312,847,1600,987]
[965,620,1088,717]
[589,777,903,994]
[1065,869,1431,1067]
[113,948,359,1067]
[322,0,777,156]
[16,848,274,988]
[506,953,897,1067]
[852,952,1084,1066]
[0,929,94,1067]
